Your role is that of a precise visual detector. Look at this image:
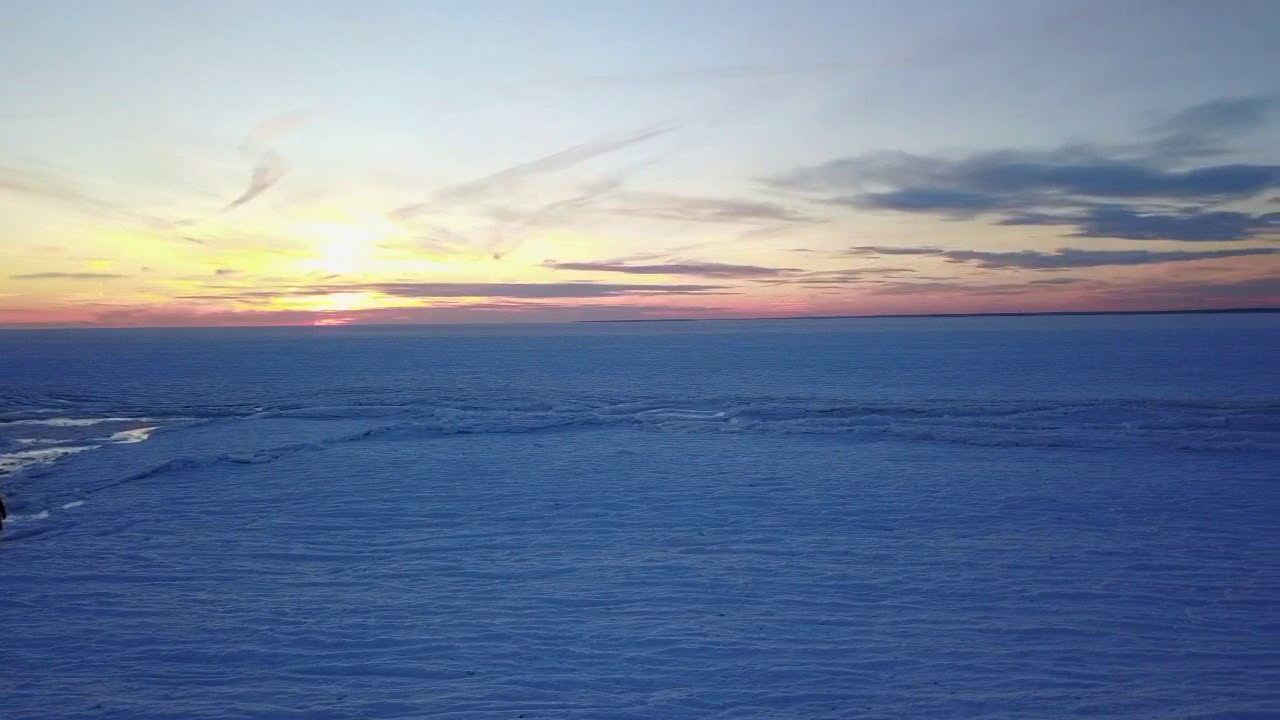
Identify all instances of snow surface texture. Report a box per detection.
[1,315,1278,719]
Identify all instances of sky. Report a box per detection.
[1,0,1278,327]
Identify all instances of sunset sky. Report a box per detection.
[2,0,1277,327]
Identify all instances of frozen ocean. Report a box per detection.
[1,314,1277,720]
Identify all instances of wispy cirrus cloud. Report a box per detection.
[222,109,318,213]
[222,150,287,212]
[0,166,114,214]
[387,124,684,259]
[846,245,1280,269]
[1151,96,1277,141]
[389,125,678,221]
[541,61,862,88]
[0,163,177,228]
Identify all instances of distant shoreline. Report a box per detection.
[578,307,1280,323]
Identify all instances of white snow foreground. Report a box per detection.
[2,404,1277,719]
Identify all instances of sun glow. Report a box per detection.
[292,217,405,275]
[314,291,383,311]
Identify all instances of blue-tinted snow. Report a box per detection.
[1,314,1278,719]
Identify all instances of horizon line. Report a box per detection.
[1,306,1276,332]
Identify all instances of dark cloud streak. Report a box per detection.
[1000,206,1280,242]
[546,260,798,278]
[846,245,1280,269]
[11,272,127,280]
[768,96,1280,242]
[604,192,812,224]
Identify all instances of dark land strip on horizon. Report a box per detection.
[579,307,1280,323]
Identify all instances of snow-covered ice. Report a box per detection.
[1,315,1277,719]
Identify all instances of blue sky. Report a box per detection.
[1,0,1277,326]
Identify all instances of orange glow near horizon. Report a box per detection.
[312,316,354,326]
[3,126,1278,328]
[3,252,1279,329]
